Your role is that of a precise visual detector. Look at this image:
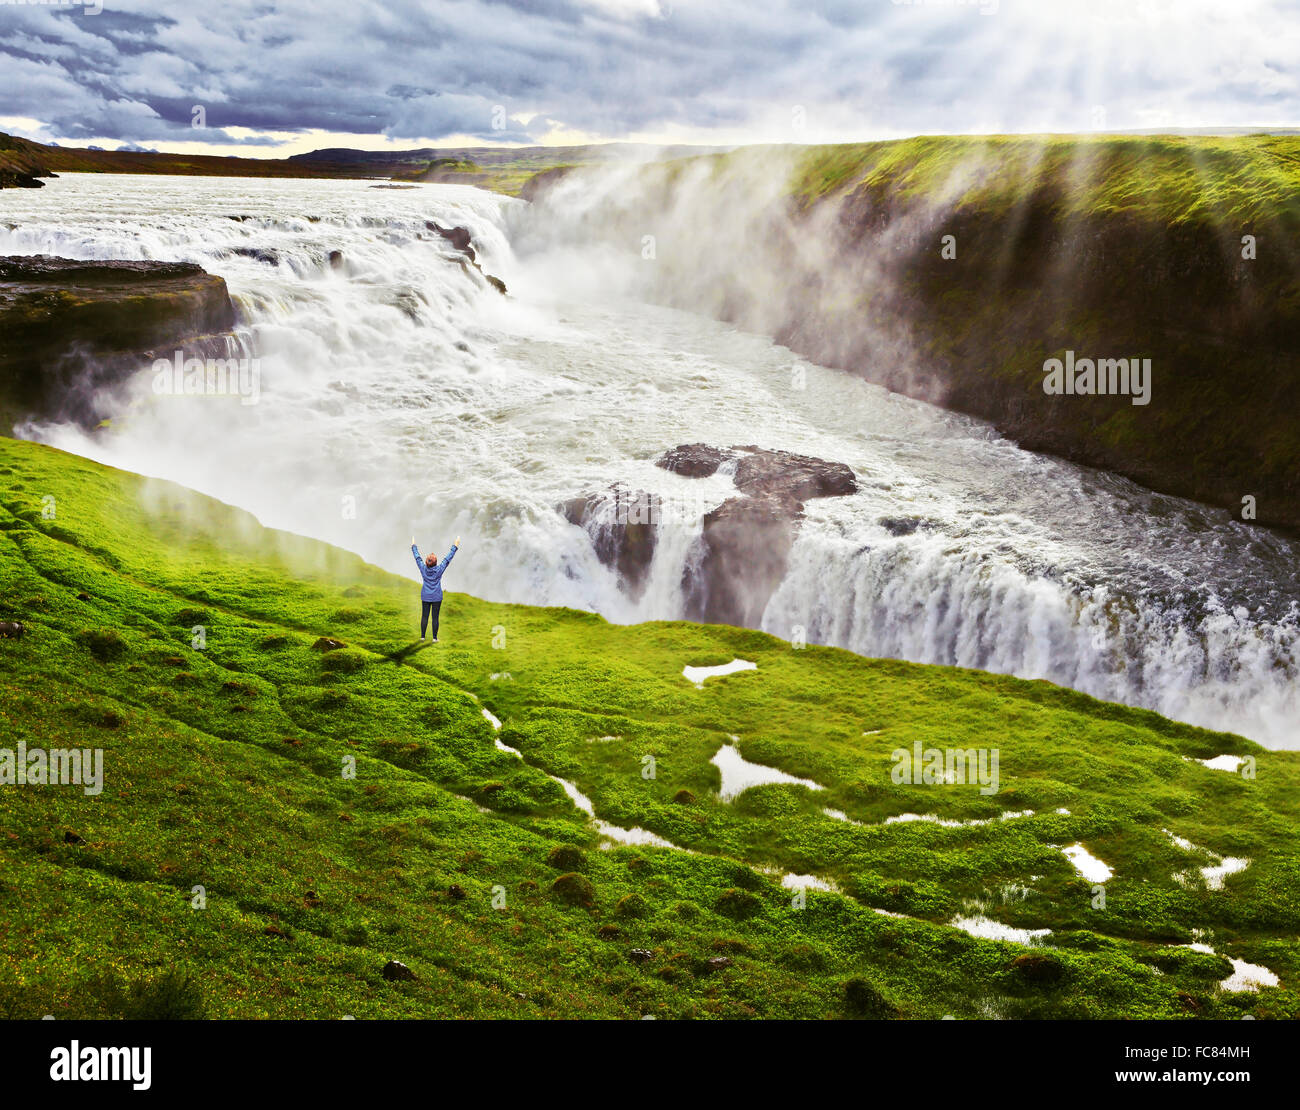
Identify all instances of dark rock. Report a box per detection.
[684,491,800,628]
[62,830,84,845]
[0,172,44,189]
[627,948,654,964]
[563,443,855,624]
[426,223,508,295]
[229,246,279,265]
[328,250,344,270]
[698,956,732,975]
[311,637,346,652]
[0,620,25,638]
[661,443,856,627]
[561,484,659,601]
[76,592,91,601]
[731,445,857,501]
[381,959,417,982]
[656,442,731,478]
[0,256,237,431]
[427,222,474,259]
[447,884,466,900]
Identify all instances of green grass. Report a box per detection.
[782,133,1300,225]
[0,435,1297,1019]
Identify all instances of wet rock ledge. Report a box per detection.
[0,255,237,430]
[562,443,857,627]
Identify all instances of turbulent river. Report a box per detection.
[3,173,1298,748]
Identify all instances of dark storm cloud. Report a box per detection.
[0,0,1295,148]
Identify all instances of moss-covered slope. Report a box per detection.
[0,436,1297,1019]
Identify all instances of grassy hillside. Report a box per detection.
[525,134,1300,531]
[0,435,1297,1019]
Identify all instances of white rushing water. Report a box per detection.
[3,173,1299,748]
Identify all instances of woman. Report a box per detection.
[411,535,460,641]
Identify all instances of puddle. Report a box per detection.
[781,873,839,893]
[477,703,525,757]
[1201,857,1250,890]
[1180,933,1278,992]
[949,914,1052,945]
[1223,957,1279,992]
[822,807,862,825]
[1188,754,1248,772]
[683,659,757,687]
[1164,829,1250,889]
[1061,843,1113,883]
[542,763,685,852]
[551,775,595,815]
[596,822,679,849]
[885,809,1035,829]
[711,741,825,801]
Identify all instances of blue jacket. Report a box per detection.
[412,543,457,602]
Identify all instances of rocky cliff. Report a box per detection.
[0,256,237,430]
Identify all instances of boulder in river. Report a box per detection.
[560,445,857,626]
[561,484,661,601]
[667,445,857,627]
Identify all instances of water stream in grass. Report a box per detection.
[4,173,1299,747]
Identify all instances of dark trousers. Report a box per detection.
[421,600,441,639]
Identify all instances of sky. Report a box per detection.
[0,0,1297,156]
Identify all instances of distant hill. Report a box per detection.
[0,131,730,196]
[0,131,394,187]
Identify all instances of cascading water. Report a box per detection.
[2,173,1297,748]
